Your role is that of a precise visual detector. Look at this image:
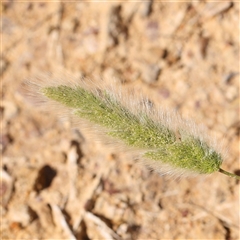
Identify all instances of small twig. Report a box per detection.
[219,168,240,180]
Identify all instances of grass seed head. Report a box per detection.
[24,74,240,180]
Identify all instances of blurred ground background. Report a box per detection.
[1,1,239,239]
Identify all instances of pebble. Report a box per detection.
[106,5,127,48]
[0,58,9,75]
[145,20,159,40]
[222,108,238,128]
[2,101,18,122]
[140,1,153,17]
[1,169,13,207]
[103,67,123,83]
[222,72,239,84]
[201,2,233,19]
[0,134,13,152]
[141,64,161,84]
[225,86,238,101]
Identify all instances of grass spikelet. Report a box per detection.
[24,75,240,179]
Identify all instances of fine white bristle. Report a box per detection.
[22,72,227,178]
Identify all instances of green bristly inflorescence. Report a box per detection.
[42,85,239,179]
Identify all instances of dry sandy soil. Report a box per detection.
[1,1,240,239]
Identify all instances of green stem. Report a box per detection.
[219,168,240,180]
